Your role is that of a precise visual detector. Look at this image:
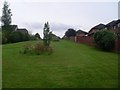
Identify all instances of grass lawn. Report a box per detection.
[2,40,119,88]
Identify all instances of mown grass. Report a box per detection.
[2,40,119,88]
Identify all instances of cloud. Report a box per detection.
[21,22,76,31]
[24,22,43,29]
[17,22,79,38]
[50,23,74,31]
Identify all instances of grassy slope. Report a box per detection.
[2,40,118,88]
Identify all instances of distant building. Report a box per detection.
[88,24,106,36]
[2,25,18,32]
[17,28,28,34]
[12,25,18,31]
[2,25,29,35]
[88,19,120,37]
[76,30,88,37]
[106,19,120,35]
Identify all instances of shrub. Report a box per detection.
[94,30,116,51]
[9,31,30,43]
[29,35,36,40]
[20,42,53,55]
[20,44,34,54]
[34,43,45,55]
[46,46,53,55]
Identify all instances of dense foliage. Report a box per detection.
[9,31,30,43]
[1,1,12,26]
[94,30,116,51]
[65,28,76,38]
[1,1,32,44]
[20,42,53,55]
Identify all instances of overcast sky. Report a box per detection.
[0,0,119,38]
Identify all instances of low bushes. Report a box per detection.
[20,42,53,55]
[94,30,116,51]
[9,31,30,43]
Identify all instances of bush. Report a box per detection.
[19,44,33,54]
[29,35,37,40]
[34,43,45,55]
[9,31,30,43]
[20,42,53,55]
[94,30,116,51]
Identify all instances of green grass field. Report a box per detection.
[2,40,118,88]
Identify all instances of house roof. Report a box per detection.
[106,19,120,27]
[76,30,88,34]
[92,24,106,30]
[17,28,28,34]
[89,23,106,33]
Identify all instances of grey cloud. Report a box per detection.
[50,23,74,31]
[24,22,43,29]
[19,22,80,37]
[24,22,75,32]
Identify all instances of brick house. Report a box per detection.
[17,28,28,34]
[2,25,18,32]
[76,19,120,51]
[76,30,88,37]
[2,25,29,34]
[88,24,106,36]
[106,19,120,37]
[88,19,120,36]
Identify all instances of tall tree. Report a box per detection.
[43,22,52,47]
[65,28,76,38]
[1,1,12,26]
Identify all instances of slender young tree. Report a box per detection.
[43,22,52,47]
[1,1,12,26]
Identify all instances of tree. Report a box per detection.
[35,33,41,40]
[9,31,30,43]
[1,1,12,26]
[43,22,52,47]
[65,28,76,38]
[1,1,13,44]
[94,29,116,51]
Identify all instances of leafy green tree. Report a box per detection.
[94,29,116,51]
[9,31,30,43]
[1,1,12,26]
[1,1,13,44]
[43,22,52,47]
[65,28,76,38]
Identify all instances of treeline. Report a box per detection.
[1,1,41,44]
[2,26,41,44]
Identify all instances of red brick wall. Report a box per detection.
[76,36,120,51]
[76,36,95,46]
[113,39,120,51]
